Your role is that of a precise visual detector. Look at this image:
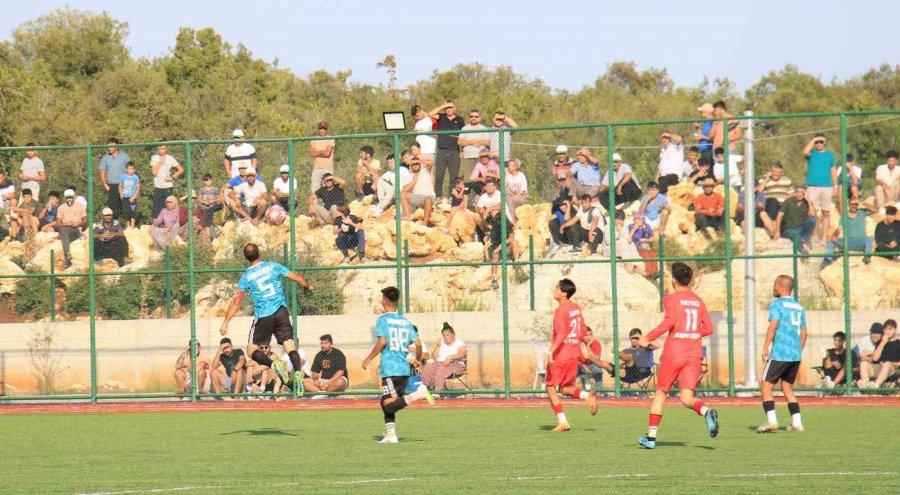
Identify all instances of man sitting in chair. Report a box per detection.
[821,331,856,388]
[420,322,467,393]
[603,328,658,385]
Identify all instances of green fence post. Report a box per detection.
[792,238,800,300]
[49,250,56,322]
[528,235,535,311]
[287,139,298,352]
[657,236,664,312]
[391,134,404,314]
[86,146,97,403]
[403,240,410,314]
[608,125,621,397]
[185,143,199,402]
[839,114,853,395]
[499,129,511,399]
[724,124,735,396]
[164,246,172,318]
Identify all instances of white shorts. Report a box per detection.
[806,186,834,212]
[409,193,435,209]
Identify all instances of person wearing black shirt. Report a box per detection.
[867,319,900,388]
[303,334,348,393]
[308,173,346,225]
[429,101,465,199]
[688,157,716,187]
[875,205,899,258]
[333,204,366,263]
[822,331,855,387]
[210,338,246,396]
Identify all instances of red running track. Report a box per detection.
[0,396,897,415]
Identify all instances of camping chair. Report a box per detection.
[532,340,550,392]
[445,359,471,394]
[621,349,656,395]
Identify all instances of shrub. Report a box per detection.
[144,244,214,313]
[15,274,54,319]
[97,275,143,319]
[64,278,91,315]
[295,251,344,316]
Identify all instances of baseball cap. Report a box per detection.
[237,163,248,170]
[244,167,257,176]
[101,207,113,215]
[647,180,659,189]
[317,120,329,130]
[612,152,622,162]
[870,323,884,334]
[279,164,290,173]
[556,145,568,154]
[63,189,75,197]
[886,206,898,215]
[697,103,714,113]
[232,129,244,138]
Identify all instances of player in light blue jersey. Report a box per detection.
[220,243,313,395]
[362,286,435,443]
[758,274,808,433]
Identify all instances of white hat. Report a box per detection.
[279,164,290,173]
[63,189,75,197]
[556,145,568,154]
[612,152,623,161]
[101,207,113,215]
[232,129,244,138]
[244,167,257,176]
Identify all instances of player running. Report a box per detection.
[637,262,718,449]
[219,243,313,395]
[546,278,598,432]
[756,274,808,433]
[362,286,435,443]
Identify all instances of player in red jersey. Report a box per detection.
[546,278,598,432]
[637,262,719,448]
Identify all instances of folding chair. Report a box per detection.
[445,359,471,394]
[621,349,656,395]
[531,340,550,391]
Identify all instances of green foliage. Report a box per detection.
[144,244,214,313]
[63,278,90,315]
[294,252,344,316]
[663,236,739,273]
[96,275,143,319]
[14,275,53,318]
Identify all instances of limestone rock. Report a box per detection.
[0,256,25,294]
[819,256,900,309]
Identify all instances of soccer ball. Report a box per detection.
[265,205,287,225]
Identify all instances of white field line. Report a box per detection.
[76,477,416,495]
[511,474,651,481]
[713,472,897,478]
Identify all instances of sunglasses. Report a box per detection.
[630,337,640,340]
[470,115,480,118]
[815,140,825,144]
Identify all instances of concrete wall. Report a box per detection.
[0,309,891,395]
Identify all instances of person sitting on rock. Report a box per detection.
[308,172,346,226]
[93,207,129,267]
[333,203,366,264]
[474,178,502,243]
[466,149,500,197]
[546,197,576,254]
[228,167,268,225]
[400,157,435,226]
[693,179,724,240]
[443,177,471,235]
[821,198,876,268]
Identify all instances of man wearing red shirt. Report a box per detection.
[637,262,719,448]
[546,279,598,432]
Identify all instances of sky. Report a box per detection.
[2,0,897,92]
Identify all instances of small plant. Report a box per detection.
[97,275,143,319]
[15,274,53,319]
[524,311,554,340]
[27,323,65,393]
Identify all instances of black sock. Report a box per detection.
[287,350,302,374]
[762,400,775,413]
[264,380,275,392]
[383,397,408,415]
[787,402,800,415]
[381,398,396,423]
[251,350,273,368]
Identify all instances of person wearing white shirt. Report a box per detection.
[713,147,743,192]
[373,153,413,217]
[150,144,185,219]
[271,164,299,210]
[223,129,258,178]
[875,151,899,209]
[229,168,268,224]
[505,158,528,222]
[655,132,685,194]
[412,105,436,166]
[420,323,467,392]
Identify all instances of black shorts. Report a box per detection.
[248,306,293,346]
[381,376,408,399]
[622,366,654,384]
[763,360,800,385]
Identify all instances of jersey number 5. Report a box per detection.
[256,279,277,298]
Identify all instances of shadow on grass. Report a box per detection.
[370,436,424,442]
[537,425,598,432]
[221,428,298,436]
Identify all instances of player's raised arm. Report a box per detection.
[362,336,387,370]
[219,291,245,335]
[286,271,314,292]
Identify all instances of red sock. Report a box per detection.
[649,413,662,427]
[693,400,706,416]
[573,388,585,399]
[552,404,564,415]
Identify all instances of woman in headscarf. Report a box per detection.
[149,195,181,249]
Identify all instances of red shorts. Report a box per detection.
[545,359,579,388]
[656,355,703,393]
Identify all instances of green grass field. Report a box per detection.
[1,407,897,494]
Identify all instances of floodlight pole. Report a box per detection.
[743,111,759,388]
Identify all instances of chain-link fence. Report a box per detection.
[0,109,898,401]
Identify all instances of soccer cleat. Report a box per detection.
[705,408,719,438]
[378,434,399,444]
[417,383,436,406]
[272,359,289,384]
[638,436,656,449]
[756,422,778,433]
[787,424,805,432]
[588,391,598,416]
[552,423,572,432]
[293,371,305,398]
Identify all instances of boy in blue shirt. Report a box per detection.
[757,274,808,433]
[362,286,435,443]
[118,161,140,228]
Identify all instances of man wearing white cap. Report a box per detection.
[599,152,643,211]
[93,207,128,267]
[229,168,268,225]
[223,129,258,179]
[272,164,299,210]
[552,145,575,197]
[55,189,87,268]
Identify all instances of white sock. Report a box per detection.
[577,390,589,400]
[766,410,778,425]
[405,389,424,405]
[385,422,396,437]
[700,405,709,415]
[648,426,658,439]
[556,412,568,424]
[791,413,802,427]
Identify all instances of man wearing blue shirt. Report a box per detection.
[362,286,435,443]
[638,181,669,233]
[802,133,838,242]
[98,138,130,221]
[570,148,601,201]
[219,243,313,391]
[757,275,808,433]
